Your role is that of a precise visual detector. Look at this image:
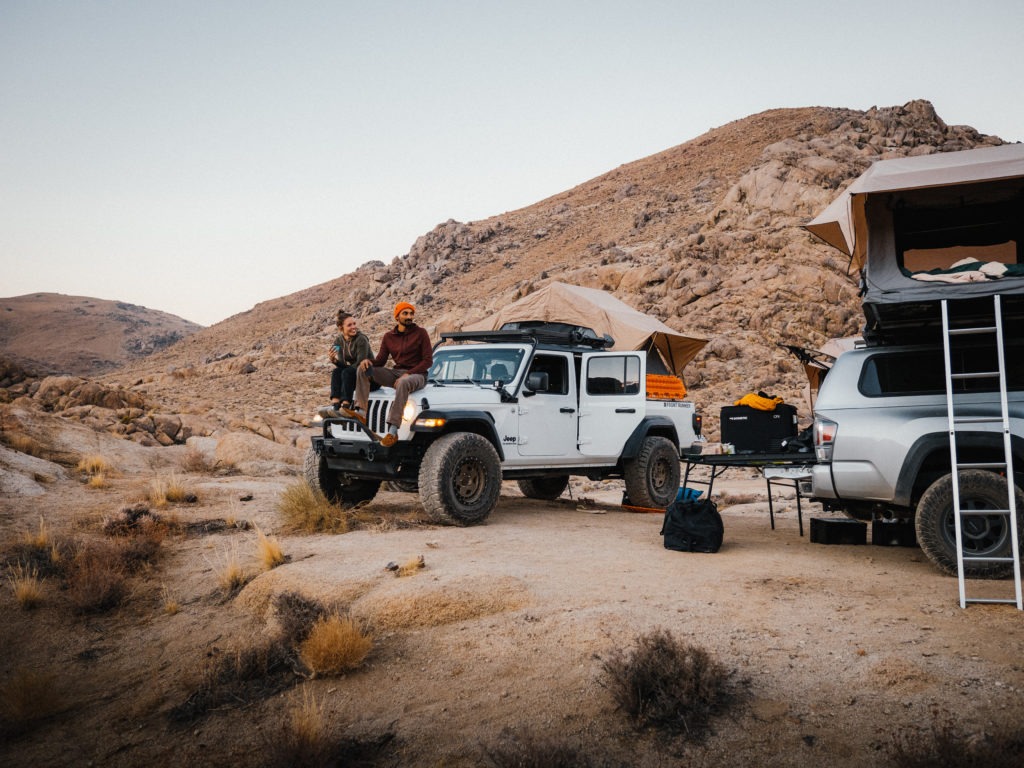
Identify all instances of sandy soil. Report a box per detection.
[3,467,1023,768]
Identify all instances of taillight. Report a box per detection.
[693,413,703,436]
[814,418,837,462]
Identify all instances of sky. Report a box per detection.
[2,1,1023,327]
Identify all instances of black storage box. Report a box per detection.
[871,519,918,547]
[720,404,798,454]
[810,518,867,545]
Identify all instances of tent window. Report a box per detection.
[895,198,1023,272]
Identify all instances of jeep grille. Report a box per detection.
[331,398,392,436]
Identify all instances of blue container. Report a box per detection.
[675,487,703,502]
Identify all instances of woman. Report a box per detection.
[327,310,375,411]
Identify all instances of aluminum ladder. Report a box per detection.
[941,295,1022,609]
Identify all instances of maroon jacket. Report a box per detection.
[372,324,432,376]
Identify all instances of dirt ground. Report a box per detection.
[3,465,1023,768]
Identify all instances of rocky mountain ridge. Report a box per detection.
[2,100,1007,450]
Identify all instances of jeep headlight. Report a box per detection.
[403,400,416,424]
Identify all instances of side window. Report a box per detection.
[528,354,569,395]
[587,355,640,396]
[860,345,1024,396]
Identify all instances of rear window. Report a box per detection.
[860,344,1024,396]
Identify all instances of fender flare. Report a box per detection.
[620,416,680,461]
[411,409,505,461]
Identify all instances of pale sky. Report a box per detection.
[3,0,1022,326]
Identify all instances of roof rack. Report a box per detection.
[441,326,615,350]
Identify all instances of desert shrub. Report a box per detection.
[85,473,109,489]
[278,482,349,534]
[24,516,50,549]
[483,730,605,768]
[181,445,215,473]
[598,628,737,741]
[255,526,286,570]
[888,710,1024,768]
[7,563,43,609]
[0,669,61,734]
[275,591,329,646]
[215,542,246,595]
[64,542,128,613]
[395,554,425,577]
[149,474,197,507]
[298,614,372,677]
[162,585,180,615]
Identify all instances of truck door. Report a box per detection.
[517,352,578,456]
[578,352,645,458]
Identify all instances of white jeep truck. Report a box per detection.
[305,326,702,525]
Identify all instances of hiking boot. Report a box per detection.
[317,405,341,419]
[380,433,398,448]
[340,407,367,426]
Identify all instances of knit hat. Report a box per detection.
[394,301,415,319]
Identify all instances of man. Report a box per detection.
[346,301,432,447]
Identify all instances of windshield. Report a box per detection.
[429,346,526,384]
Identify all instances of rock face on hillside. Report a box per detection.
[0,293,202,377]
[2,100,1008,444]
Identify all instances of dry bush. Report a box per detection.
[889,710,1024,768]
[3,433,44,458]
[278,482,349,534]
[86,473,109,489]
[76,454,112,477]
[270,686,331,766]
[64,542,128,613]
[162,585,180,615]
[215,542,245,595]
[255,526,286,570]
[483,730,603,768]
[149,474,197,507]
[24,516,49,550]
[7,563,43,609]
[598,628,738,741]
[298,614,373,677]
[181,445,215,473]
[0,669,61,733]
[396,554,425,577]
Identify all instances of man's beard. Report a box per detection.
[401,319,417,327]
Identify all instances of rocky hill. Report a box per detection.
[3,100,1007,448]
[0,293,202,377]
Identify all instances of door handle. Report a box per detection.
[615,408,636,413]
[560,407,576,413]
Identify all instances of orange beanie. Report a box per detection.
[394,301,415,319]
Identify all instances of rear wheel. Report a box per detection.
[623,436,680,509]
[419,433,501,525]
[915,470,1022,578]
[303,447,380,507]
[517,475,569,500]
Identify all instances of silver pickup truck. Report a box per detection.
[810,339,1024,576]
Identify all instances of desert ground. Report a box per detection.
[3,443,1023,768]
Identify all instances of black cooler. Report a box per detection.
[720,404,798,454]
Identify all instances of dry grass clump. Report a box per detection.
[64,542,129,613]
[888,710,1024,768]
[598,628,739,741]
[298,614,373,677]
[3,433,44,457]
[7,563,43,609]
[76,454,113,477]
[23,516,50,550]
[215,542,246,595]
[149,474,197,507]
[0,668,61,734]
[162,585,181,615]
[395,554,425,577]
[255,526,286,570]
[181,445,215,473]
[278,482,349,534]
[85,473,109,489]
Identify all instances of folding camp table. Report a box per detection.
[680,453,815,536]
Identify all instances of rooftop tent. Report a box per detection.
[804,144,1024,340]
[462,282,707,378]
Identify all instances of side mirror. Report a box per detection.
[523,371,549,396]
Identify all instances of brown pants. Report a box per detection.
[354,367,426,428]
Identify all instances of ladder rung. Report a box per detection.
[950,371,999,380]
[958,508,1011,517]
[965,597,1021,605]
[948,326,996,336]
[962,555,1015,563]
[953,416,1004,424]
[955,461,1007,470]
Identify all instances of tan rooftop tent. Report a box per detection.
[463,282,707,378]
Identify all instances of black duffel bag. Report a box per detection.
[660,498,724,553]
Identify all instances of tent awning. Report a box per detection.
[461,282,706,378]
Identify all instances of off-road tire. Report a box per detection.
[517,475,570,501]
[915,470,1023,578]
[418,433,501,525]
[303,447,381,507]
[382,480,419,493]
[623,436,680,509]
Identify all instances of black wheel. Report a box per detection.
[418,433,501,525]
[382,480,419,493]
[915,470,1022,578]
[623,436,680,509]
[303,447,380,507]
[517,475,569,500]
